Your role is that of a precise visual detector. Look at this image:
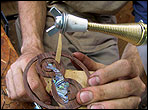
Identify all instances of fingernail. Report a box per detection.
[88,77,100,86]
[90,104,105,109]
[80,91,93,103]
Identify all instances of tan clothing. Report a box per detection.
[50,1,128,15]
[63,1,128,15]
[16,1,129,69]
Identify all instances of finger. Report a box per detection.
[71,59,82,70]
[87,96,141,109]
[6,69,17,99]
[11,66,26,98]
[11,66,32,102]
[88,59,133,86]
[72,52,105,71]
[26,64,51,102]
[77,77,145,105]
[9,62,50,102]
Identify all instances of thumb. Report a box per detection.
[72,52,105,71]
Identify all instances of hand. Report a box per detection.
[6,49,51,103]
[73,52,146,109]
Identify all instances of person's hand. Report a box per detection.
[73,52,146,109]
[5,49,50,103]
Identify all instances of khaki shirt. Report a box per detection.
[16,1,129,69]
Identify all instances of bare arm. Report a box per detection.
[18,1,46,53]
[6,1,50,102]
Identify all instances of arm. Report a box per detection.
[6,1,50,102]
[18,1,46,53]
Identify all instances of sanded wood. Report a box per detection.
[55,33,62,64]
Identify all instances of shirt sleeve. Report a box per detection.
[132,1,147,24]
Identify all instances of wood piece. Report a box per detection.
[52,78,82,109]
[44,33,63,95]
[55,33,62,63]
[23,52,91,109]
[36,52,66,78]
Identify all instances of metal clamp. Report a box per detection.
[46,7,88,36]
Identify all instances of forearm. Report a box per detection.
[18,1,46,54]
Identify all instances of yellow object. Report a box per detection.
[55,33,62,63]
[45,33,62,92]
[87,21,147,46]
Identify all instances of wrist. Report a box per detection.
[21,38,44,54]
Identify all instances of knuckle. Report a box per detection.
[98,69,106,82]
[30,80,40,90]
[135,77,146,94]
[122,81,132,94]
[10,94,17,100]
[10,63,16,69]
[6,69,11,76]
[120,59,131,73]
[127,77,146,96]
[128,97,141,108]
[99,69,106,76]
[17,89,26,98]
[140,82,146,93]
[121,59,130,67]
[138,97,142,104]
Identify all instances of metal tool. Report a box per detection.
[46,7,147,74]
[46,7,147,46]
